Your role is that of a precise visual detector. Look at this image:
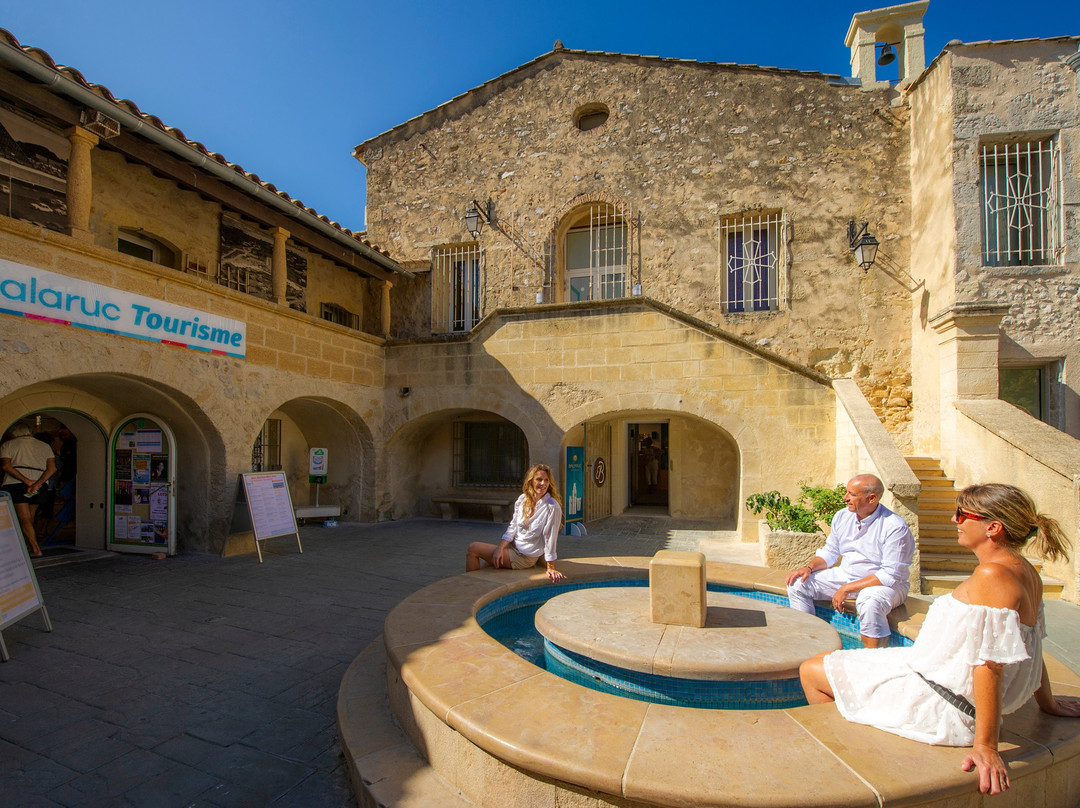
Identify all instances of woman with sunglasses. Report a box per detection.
[800,483,1080,796]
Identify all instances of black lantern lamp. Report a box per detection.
[463,199,492,240]
[848,220,880,273]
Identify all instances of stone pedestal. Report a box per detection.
[649,550,706,628]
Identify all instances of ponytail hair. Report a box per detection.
[956,484,1069,563]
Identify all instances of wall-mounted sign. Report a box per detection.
[592,456,607,488]
[564,446,584,529]
[0,258,247,358]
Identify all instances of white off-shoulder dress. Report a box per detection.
[823,594,1044,745]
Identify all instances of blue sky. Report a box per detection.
[3,0,1077,231]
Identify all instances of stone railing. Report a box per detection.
[954,399,1080,602]
[833,378,922,593]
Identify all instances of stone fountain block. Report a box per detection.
[649,550,706,628]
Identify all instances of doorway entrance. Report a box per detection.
[629,422,668,509]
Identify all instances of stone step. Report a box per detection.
[919,552,979,572]
[923,573,1064,599]
[338,640,476,808]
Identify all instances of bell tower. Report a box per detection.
[846,1,929,90]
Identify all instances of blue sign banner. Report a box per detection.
[0,258,247,357]
[564,446,584,531]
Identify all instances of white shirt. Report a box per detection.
[815,503,914,590]
[501,493,562,562]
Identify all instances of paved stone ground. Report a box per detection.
[0,516,724,807]
[2,516,1077,807]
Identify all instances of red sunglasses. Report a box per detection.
[955,507,988,524]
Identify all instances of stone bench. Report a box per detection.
[431,497,513,522]
[294,505,340,524]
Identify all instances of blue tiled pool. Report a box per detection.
[477,579,911,710]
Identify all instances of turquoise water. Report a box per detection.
[477,580,911,710]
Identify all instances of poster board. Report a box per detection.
[0,492,53,661]
[227,472,303,562]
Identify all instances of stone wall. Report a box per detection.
[361,53,914,446]
[948,41,1080,438]
[0,217,386,550]
[382,301,839,534]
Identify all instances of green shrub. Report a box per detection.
[745,483,846,533]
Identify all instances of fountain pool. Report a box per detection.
[338,557,1080,808]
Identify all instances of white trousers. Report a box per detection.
[787,567,907,639]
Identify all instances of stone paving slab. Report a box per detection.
[2,515,1078,807]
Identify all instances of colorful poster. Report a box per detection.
[114,449,132,480]
[114,480,133,512]
[150,455,168,482]
[564,446,585,529]
[133,455,151,485]
[150,487,168,521]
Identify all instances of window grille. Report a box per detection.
[218,262,247,292]
[183,254,211,278]
[431,244,482,334]
[981,139,1060,267]
[452,421,527,487]
[719,212,785,313]
[565,203,630,301]
[251,418,282,472]
[320,302,360,330]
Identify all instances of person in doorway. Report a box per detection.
[799,484,1080,795]
[641,436,661,493]
[1,423,57,558]
[786,474,914,648]
[466,463,565,583]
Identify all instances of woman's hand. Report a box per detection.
[546,566,564,583]
[1039,695,1080,717]
[961,744,1010,795]
[492,545,509,569]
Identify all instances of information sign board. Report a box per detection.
[0,492,52,660]
[227,472,303,562]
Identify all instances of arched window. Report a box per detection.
[117,228,178,269]
[558,202,630,302]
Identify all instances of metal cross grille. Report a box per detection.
[981,139,1059,267]
[431,243,482,334]
[719,212,785,313]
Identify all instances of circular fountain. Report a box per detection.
[338,554,1080,808]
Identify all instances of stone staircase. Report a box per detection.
[905,457,1064,598]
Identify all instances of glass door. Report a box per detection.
[107,414,176,555]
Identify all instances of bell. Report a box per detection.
[877,43,896,66]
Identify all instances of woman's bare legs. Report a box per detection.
[466,541,500,571]
[799,653,836,704]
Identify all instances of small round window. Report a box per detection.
[574,103,609,132]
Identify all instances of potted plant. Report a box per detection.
[746,483,845,570]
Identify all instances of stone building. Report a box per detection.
[0,28,408,556]
[1,4,1078,599]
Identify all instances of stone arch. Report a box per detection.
[0,374,224,552]
[560,393,765,534]
[384,405,545,521]
[254,396,377,522]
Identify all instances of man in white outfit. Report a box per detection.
[785,474,914,648]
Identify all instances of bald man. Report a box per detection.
[786,474,914,648]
